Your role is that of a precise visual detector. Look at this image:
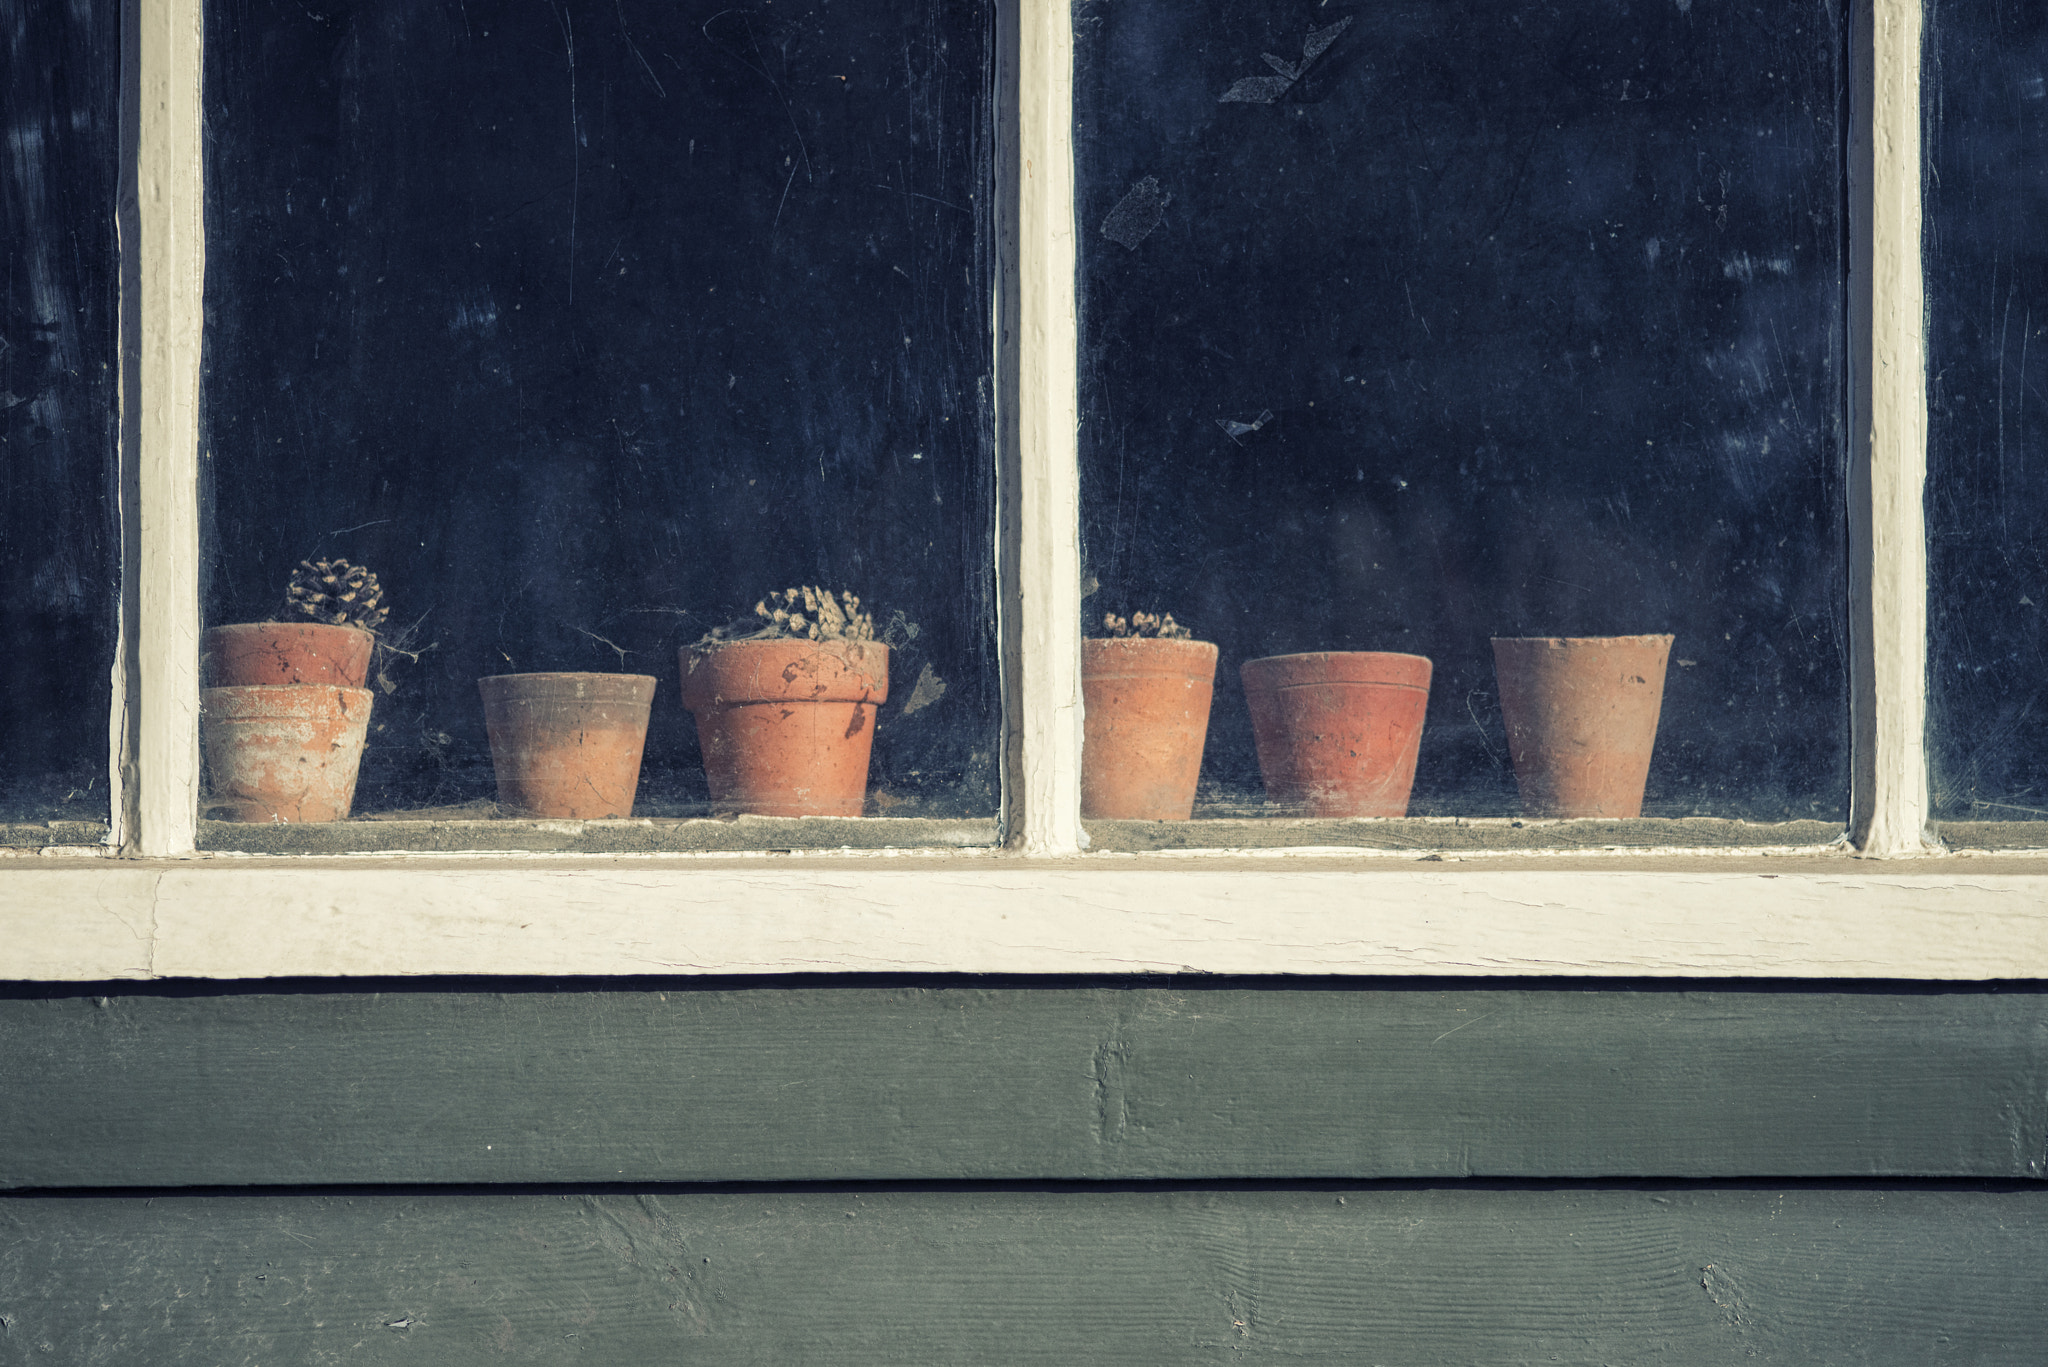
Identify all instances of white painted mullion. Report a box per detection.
[1855,0,1934,857]
[1014,0,1085,855]
[128,0,206,856]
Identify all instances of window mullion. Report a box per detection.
[1852,0,1934,856]
[1013,0,1085,855]
[124,0,205,857]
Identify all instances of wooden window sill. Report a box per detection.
[5,849,2047,982]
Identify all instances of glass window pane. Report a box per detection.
[1,0,118,836]
[200,0,998,848]
[1926,0,2048,840]
[1075,0,1848,843]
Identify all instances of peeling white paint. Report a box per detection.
[6,859,2048,981]
[1861,0,1935,857]
[130,0,205,855]
[1017,0,1085,856]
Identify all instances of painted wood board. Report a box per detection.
[6,986,2044,1187]
[3,1187,2042,1363]
[11,858,2048,982]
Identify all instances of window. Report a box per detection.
[1,0,118,837]
[194,0,999,851]
[1074,0,1849,847]
[1926,0,2048,842]
[5,0,2044,987]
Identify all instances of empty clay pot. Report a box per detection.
[478,673,658,819]
[680,639,889,817]
[201,683,373,822]
[1081,637,1219,820]
[203,622,374,688]
[1491,634,1673,818]
[1240,652,1433,817]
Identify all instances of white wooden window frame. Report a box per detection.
[10,0,2048,985]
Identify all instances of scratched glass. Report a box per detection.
[1074,0,1849,837]
[198,0,999,842]
[1925,0,2048,836]
[0,0,118,833]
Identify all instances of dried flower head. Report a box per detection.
[737,586,875,642]
[1101,610,1190,640]
[286,558,388,632]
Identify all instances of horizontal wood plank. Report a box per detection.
[11,856,2048,982]
[5,986,2044,1186]
[3,1187,2042,1363]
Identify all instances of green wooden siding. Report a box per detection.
[5,985,2045,1187]
[7,981,2045,1360]
[6,1188,2046,1363]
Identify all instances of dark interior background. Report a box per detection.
[1925,0,2048,822]
[0,0,118,824]
[201,0,998,818]
[1076,0,1849,820]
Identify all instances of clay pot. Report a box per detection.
[1491,634,1673,818]
[201,684,373,822]
[478,673,658,819]
[203,622,374,688]
[679,639,889,817]
[1240,652,1433,817]
[1081,637,1218,820]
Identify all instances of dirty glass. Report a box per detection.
[0,0,118,834]
[1074,0,1848,836]
[1925,0,2048,834]
[200,0,998,844]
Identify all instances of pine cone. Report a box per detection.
[286,558,389,632]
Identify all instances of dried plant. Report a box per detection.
[286,558,389,632]
[706,586,875,643]
[1100,611,1191,640]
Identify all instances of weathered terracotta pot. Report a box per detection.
[1240,652,1433,817]
[478,673,658,819]
[1081,637,1218,820]
[203,622,374,688]
[201,684,373,822]
[680,639,889,817]
[1491,634,1673,818]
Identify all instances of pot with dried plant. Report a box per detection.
[200,559,387,822]
[1081,611,1218,821]
[679,587,890,817]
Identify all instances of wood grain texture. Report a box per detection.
[12,857,2048,982]
[3,1187,2042,1363]
[5,986,2044,1187]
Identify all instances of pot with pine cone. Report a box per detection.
[680,587,889,817]
[1081,612,1218,821]
[202,559,387,688]
[200,560,387,822]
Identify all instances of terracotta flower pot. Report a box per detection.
[203,622,374,688]
[679,639,889,817]
[1240,652,1433,817]
[1491,634,1673,818]
[1081,637,1218,820]
[201,684,373,822]
[478,673,658,819]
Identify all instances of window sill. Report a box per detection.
[5,850,2047,982]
